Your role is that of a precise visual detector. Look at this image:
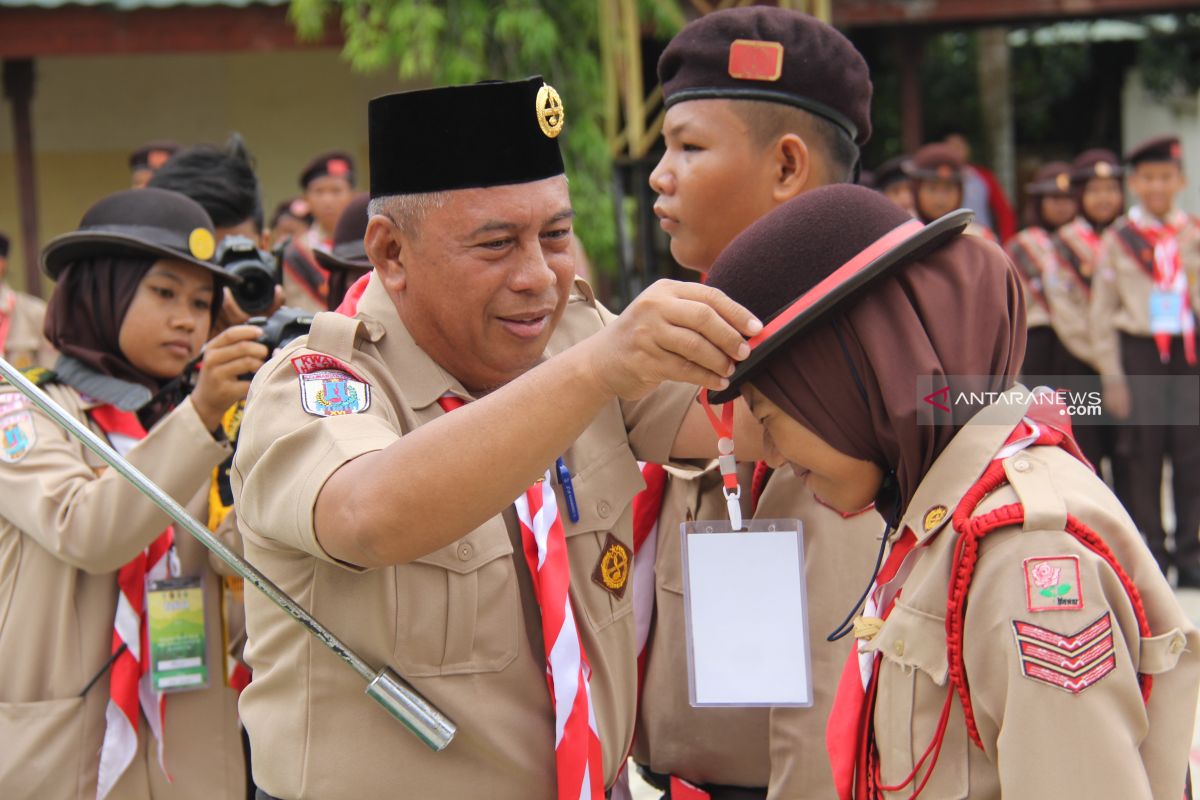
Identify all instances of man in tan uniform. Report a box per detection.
[0,233,55,370]
[703,183,1200,800]
[634,11,880,798]
[231,78,762,800]
[1090,135,1200,585]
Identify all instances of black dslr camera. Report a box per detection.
[215,235,280,316]
[247,307,315,353]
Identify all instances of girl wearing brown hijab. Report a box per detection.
[705,184,1198,800]
[0,188,266,799]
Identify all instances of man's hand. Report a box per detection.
[1102,378,1132,421]
[191,325,270,431]
[580,280,761,399]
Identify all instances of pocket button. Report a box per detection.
[457,543,474,562]
[597,500,612,519]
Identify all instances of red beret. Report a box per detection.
[658,7,872,145]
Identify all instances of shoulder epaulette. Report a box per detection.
[1,366,58,387]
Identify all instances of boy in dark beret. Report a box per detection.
[128,140,179,189]
[636,7,882,799]
[1093,135,1200,586]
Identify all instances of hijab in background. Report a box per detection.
[752,235,1026,521]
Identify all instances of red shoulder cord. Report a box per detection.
[877,422,1153,799]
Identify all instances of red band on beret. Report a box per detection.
[747,218,925,349]
[327,159,350,178]
[728,39,784,82]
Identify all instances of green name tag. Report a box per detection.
[147,577,208,693]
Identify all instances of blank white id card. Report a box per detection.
[680,518,812,707]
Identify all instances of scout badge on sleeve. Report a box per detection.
[292,354,371,417]
[0,395,35,463]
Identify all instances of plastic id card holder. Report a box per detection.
[680,518,812,707]
[147,577,209,693]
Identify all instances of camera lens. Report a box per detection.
[229,262,277,315]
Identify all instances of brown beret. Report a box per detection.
[1126,134,1182,166]
[314,193,371,274]
[658,6,872,145]
[874,154,912,190]
[1070,148,1122,184]
[300,150,356,189]
[704,184,970,403]
[904,143,964,182]
[1025,161,1072,196]
[128,140,179,172]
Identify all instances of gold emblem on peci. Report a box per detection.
[536,84,565,139]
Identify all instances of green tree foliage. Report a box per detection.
[1137,13,1200,98]
[289,0,680,275]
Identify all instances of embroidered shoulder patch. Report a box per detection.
[1012,612,1116,694]
[1,408,36,463]
[290,353,365,382]
[592,532,632,600]
[1024,555,1083,612]
[299,369,371,417]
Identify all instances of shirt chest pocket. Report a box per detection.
[391,518,519,678]
[865,602,970,800]
[560,441,644,634]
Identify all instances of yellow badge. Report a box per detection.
[923,504,948,533]
[592,532,631,599]
[1095,162,1113,178]
[536,84,565,139]
[1055,173,1070,192]
[189,228,216,261]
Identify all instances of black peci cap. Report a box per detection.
[299,151,356,189]
[368,77,566,198]
[658,6,872,145]
[40,188,237,282]
[704,184,971,403]
[1126,135,1182,167]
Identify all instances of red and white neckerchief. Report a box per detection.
[0,286,15,357]
[1070,217,1101,257]
[335,272,372,317]
[826,395,1073,800]
[1128,205,1197,365]
[90,404,178,800]
[437,395,604,799]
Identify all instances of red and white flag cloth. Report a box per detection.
[90,405,176,800]
[1128,205,1197,365]
[437,395,603,799]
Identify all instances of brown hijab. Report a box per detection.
[752,235,1026,521]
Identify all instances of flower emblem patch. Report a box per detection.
[1023,555,1083,612]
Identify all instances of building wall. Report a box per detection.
[1122,68,1200,216]
[0,48,409,294]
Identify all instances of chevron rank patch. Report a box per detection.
[1012,612,1116,694]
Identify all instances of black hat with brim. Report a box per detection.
[705,184,972,404]
[41,188,238,282]
[368,77,566,198]
[314,242,370,274]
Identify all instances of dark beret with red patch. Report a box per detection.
[128,141,179,172]
[1025,161,1072,196]
[1070,148,1122,184]
[314,193,371,274]
[300,150,356,189]
[1126,135,1182,166]
[658,6,872,145]
[904,143,964,182]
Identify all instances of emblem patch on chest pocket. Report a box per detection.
[1012,612,1116,694]
[592,532,631,600]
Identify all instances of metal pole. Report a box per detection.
[0,357,455,752]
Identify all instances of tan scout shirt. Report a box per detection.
[1004,228,1054,329]
[231,276,693,799]
[633,461,771,789]
[1182,224,1200,317]
[1045,219,1100,367]
[861,394,1199,799]
[0,383,245,799]
[1090,213,1200,378]
[0,283,56,370]
[758,471,882,800]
